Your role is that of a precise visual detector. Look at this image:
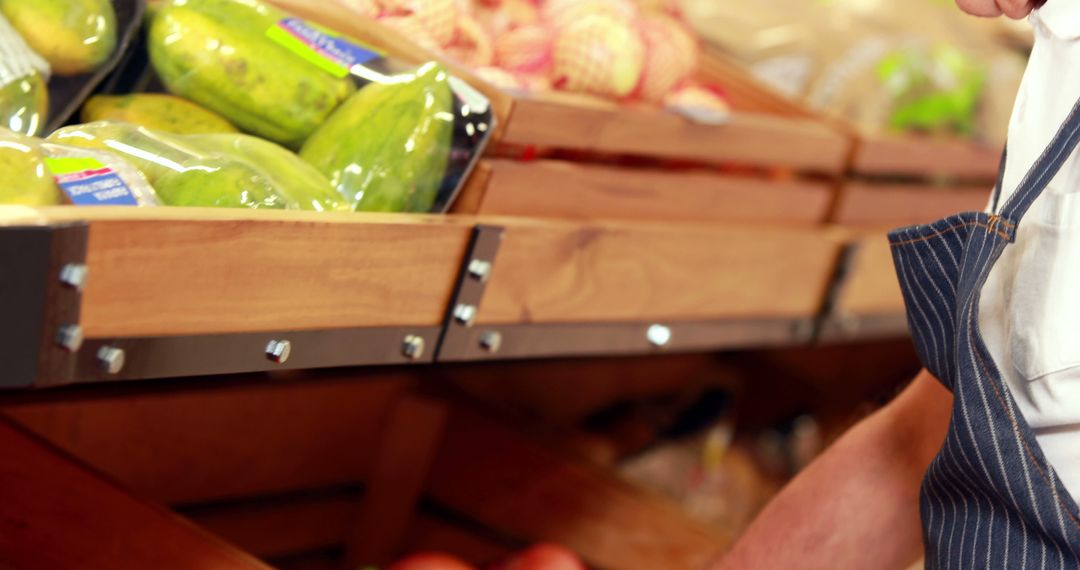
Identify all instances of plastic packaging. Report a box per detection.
[0,0,118,76]
[82,94,239,134]
[0,128,61,205]
[49,121,350,211]
[0,127,158,207]
[300,62,454,213]
[144,0,494,212]
[0,13,50,136]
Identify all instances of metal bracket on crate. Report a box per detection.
[435,224,505,361]
[438,317,816,362]
[0,223,89,388]
[816,242,909,342]
[73,325,442,383]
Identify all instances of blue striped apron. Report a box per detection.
[890,104,1080,567]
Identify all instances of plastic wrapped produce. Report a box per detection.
[148,0,356,148]
[300,62,454,213]
[0,13,50,136]
[81,94,238,134]
[49,121,350,211]
[0,128,62,205]
[0,127,158,207]
[0,0,117,76]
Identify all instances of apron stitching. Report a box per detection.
[890,221,1011,248]
[970,308,1080,530]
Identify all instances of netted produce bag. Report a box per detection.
[49,121,350,211]
[143,0,494,213]
[0,13,50,137]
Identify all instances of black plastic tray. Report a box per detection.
[45,0,145,133]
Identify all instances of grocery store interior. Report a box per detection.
[0,0,1036,569]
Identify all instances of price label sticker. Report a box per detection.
[267,17,381,78]
[44,157,139,206]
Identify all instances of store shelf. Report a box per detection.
[853,134,1002,181]
[454,159,833,224]
[1,207,844,386]
[441,218,838,361]
[499,93,850,173]
[819,229,909,342]
[833,182,990,226]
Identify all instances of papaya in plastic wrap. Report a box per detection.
[0,128,63,206]
[0,0,118,76]
[82,94,239,135]
[300,62,454,213]
[0,13,50,136]
[49,121,349,212]
[148,0,355,148]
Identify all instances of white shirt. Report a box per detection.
[979,0,1080,500]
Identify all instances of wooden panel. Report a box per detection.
[426,409,729,570]
[835,230,905,317]
[0,418,269,569]
[472,160,832,224]
[42,208,474,337]
[186,494,358,560]
[3,374,407,505]
[834,183,990,226]
[344,396,450,568]
[479,220,839,325]
[504,96,850,173]
[855,135,1001,180]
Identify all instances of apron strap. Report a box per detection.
[999,95,1080,223]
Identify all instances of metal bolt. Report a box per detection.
[453,304,477,327]
[55,325,83,352]
[646,324,672,348]
[479,331,502,353]
[97,346,125,375]
[265,340,292,364]
[59,263,88,292]
[468,259,492,282]
[402,335,425,360]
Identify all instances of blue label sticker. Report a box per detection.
[45,158,139,206]
[267,17,381,78]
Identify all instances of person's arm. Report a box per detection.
[711,369,952,570]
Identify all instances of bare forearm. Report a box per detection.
[713,370,951,570]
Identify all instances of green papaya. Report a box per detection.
[0,128,63,206]
[0,71,48,136]
[0,0,117,76]
[49,121,344,211]
[82,94,239,135]
[185,133,349,212]
[300,62,454,213]
[153,159,287,209]
[149,0,355,148]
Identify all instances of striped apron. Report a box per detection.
[890,104,1080,567]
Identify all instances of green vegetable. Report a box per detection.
[0,128,63,206]
[300,62,453,212]
[82,94,239,135]
[148,0,355,148]
[0,71,48,137]
[0,0,117,75]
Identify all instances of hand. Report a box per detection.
[956,0,1044,18]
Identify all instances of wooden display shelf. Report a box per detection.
[439,217,840,361]
[853,134,1002,181]
[454,159,833,224]
[819,228,909,341]
[1,207,844,385]
[833,182,990,227]
[272,0,851,175]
